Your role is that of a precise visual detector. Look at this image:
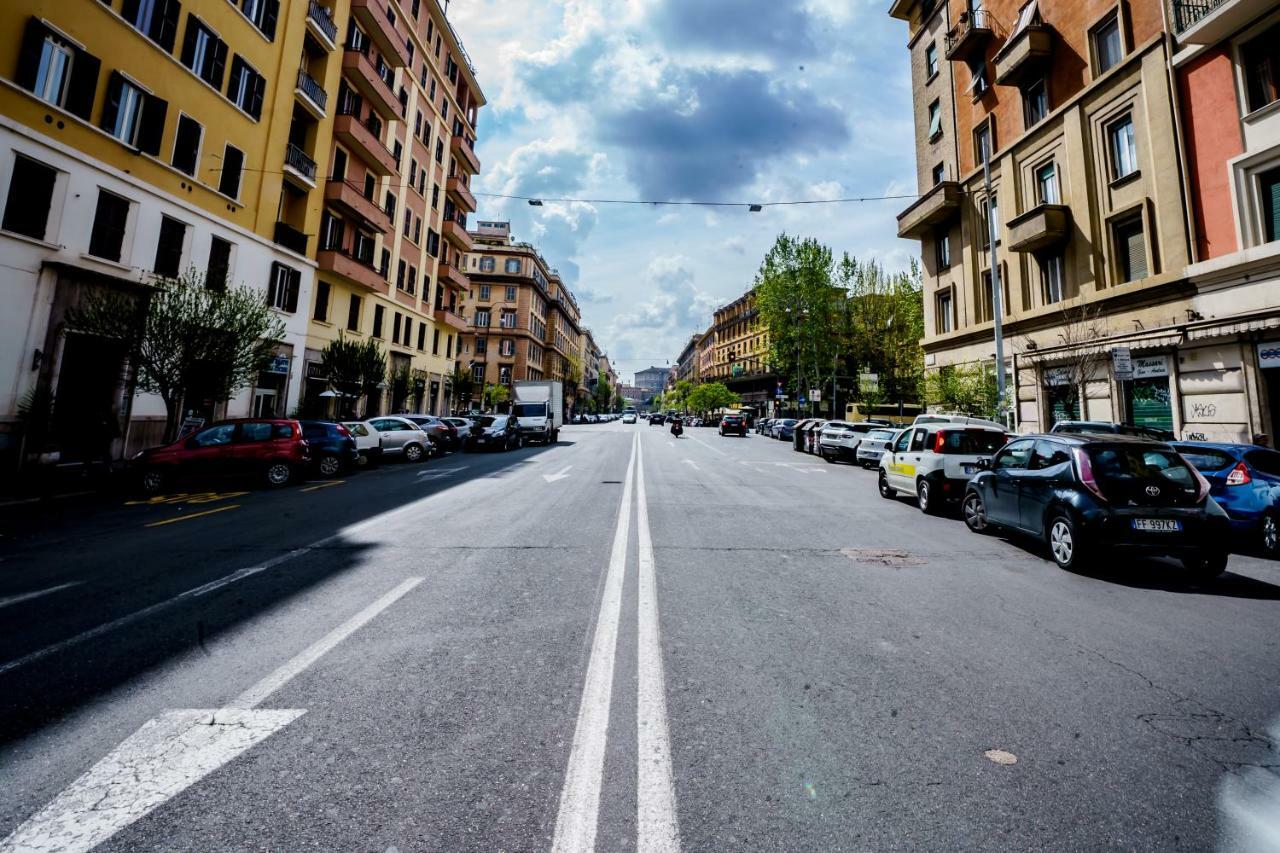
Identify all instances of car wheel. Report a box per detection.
[878,471,896,499]
[1184,550,1228,580]
[140,467,167,495]
[317,453,342,478]
[916,478,940,515]
[823,451,836,464]
[403,443,425,463]
[1261,513,1279,557]
[264,461,294,488]
[962,492,991,534]
[1047,514,1087,571]
[355,451,371,468]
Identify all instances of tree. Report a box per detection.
[449,363,475,412]
[685,382,740,415]
[839,255,925,412]
[483,382,510,410]
[667,379,695,411]
[561,353,584,410]
[593,378,614,413]
[1038,298,1108,421]
[922,363,1000,420]
[612,389,626,412]
[68,268,284,443]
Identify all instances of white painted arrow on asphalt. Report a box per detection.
[543,465,573,483]
[682,459,700,471]
[416,466,468,479]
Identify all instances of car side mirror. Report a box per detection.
[976,458,992,471]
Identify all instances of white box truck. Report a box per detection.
[513,381,563,444]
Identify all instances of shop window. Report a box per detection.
[2,154,58,241]
[88,189,131,262]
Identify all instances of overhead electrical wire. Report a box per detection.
[473,190,925,209]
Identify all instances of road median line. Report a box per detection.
[144,505,240,527]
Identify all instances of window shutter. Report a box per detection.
[136,94,167,155]
[16,18,53,92]
[267,262,282,306]
[154,0,181,51]
[65,49,101,120]
[1124,222,1147,281]
[121,0,142,26]
[180,20,198,68]
[248,72,265,119]
[100,71,124,134]
[219,145,243,198]
[260,0,279,40]
[209,39,227,89]
[226,56,243,100]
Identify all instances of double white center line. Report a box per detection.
[552,432,680,852]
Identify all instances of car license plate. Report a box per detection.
[1133,519,1181,532]
[476,438,487,444]
[962,465,977,475]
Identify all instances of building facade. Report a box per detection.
[633,366,669,399]
[710,290,776,409]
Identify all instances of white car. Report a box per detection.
[360,416,433,463]
[855,428,902,469]
[817,421,879,464]
[622,413,637,424]
[878,422,1008,514]
[342,421,383,466]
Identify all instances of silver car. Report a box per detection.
[817,421,877,463]
[855,428,902,469]
[363,416,432,463]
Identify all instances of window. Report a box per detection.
[1113,215,1147,283]
[446,335,453,358]
[927,100,942,140]
[206,235,232,291]
[347,294,361,331]
[153,215,187,277]
[180,17,227,88]
[471,363,485,383]
[499,365,512,385]
[227,56,265,119]
[171,114,202,176]
[1040,252,1065,304]
[392,312,401,344]
[88,189,130,262]
[313,279,330,322]
[1242,25,1280,113]
[123,0,181,51]
[372,304,384,338]
[417,323,427,350]
[935,227,950,270]
[102,75,147,149]
[408,265,417,294]
[403,317,411,345]
[397,259,406,290]
[980,193,999,247]
[1023,78,1047,127]
[239,0,279,40]
[974,122,992,166]
[1261,166,1280,244]
[506,286,517,301]
[479,257,495,272]
[925,42,938,79]
[432,328,440,354]
[218,144,244,199]
[435,139,444,163]
[33,36,73,108]
[267,262,300,312]
[936,290,953,334]
[500,310,517,329]
[967,60,988,98]
[1035,162,1058,204]
[993,439,1035,471]
[426,229,440,257]
[1108,115,1137,180]
[980,271,995,321]
[505,258,521,274]
[475,309,490,327]
[475,337,487,354]
[479,284,491,299]
[931,163,945,185]
[409,159,417,187]
[1092,14,1123,75]
[2,154,57,241]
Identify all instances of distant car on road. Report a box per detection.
[622,413,637,424]
[771,419,798,440]
[299,420,360,478]
[1173,441,1280,556]
[818,421,878,464]
[363,417,432,463]
[133,418,311,494]
[719,414,747,436]
[962,434,1230,577]
[650,414,666,426]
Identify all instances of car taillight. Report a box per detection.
[934,430,948,453]
[1225,462,1251,486]
[335,424,351,437]
[1072,446,1107,503]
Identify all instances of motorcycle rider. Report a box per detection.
[670,416,683,437]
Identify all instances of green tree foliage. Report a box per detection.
[593,378,614,413]
[68,269,284,442]
[449,363,475,411]
[319,333,386,417]
[612,389,626,412]
[685,382,740,415]
[483,382,510,409]
[667,379,695,410]
[922,364,1001,420]
[839,256,925,407]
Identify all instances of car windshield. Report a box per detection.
[513,404,545,417]
[475,416,500,428]
[867,429,896,441]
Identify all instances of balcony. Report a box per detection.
[283,143,317,188]
[306,0,338,49]
[945,9,994,62]
[450,134,481,175]
[342,50,402,120]
[446,175,477,213]
[324,179,391,231]
[434,307,469,332]
[994,25,1054,86]
[896,181,962,239]
[334,112,398,176]
[438,259,470,290]
[295,69,327,119]
[274,222,309,255]
[442,217,474,251]
[317,246,387,293]
[1007,203,1071,253]
[349,0,410,67]
[1172,0,1273,44]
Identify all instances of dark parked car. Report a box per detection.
[133,418,311,494]
[403,415,459,451]
[466,414,522,451]
[300,420,360,477]
[1173,442,1280,556]
[961,434,1229,577]
[1051,420,1176,441]
[719,414,747,436]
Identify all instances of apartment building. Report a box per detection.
[634,366,669,398]
[891,0,1196,434]
[582,328,601,398]
[301,0,483,418]
[0,0,335,465]
[710,290,776,407]
[545,272,586,410]
[675,333,701,384]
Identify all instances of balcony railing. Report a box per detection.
[284,143,317,181]
[944,9,994,61]
[1171,0,1225,32]
[296,69,327,111]
[307,0,338,43]
[274,222,308,255]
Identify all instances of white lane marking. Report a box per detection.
[689,437,726,456]
[681,459,700,472]
[1,577,422,853]
[416,466,469,478]
[635,439,681,852]
[552,432,638,853]
[543,465,574,483]
[0,582,81,610]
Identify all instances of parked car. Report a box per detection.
[133,418,311,494]
[442,416,475,436]
[818,421,879,464]
[467,414,522,451]
[913,413,1008,430]
[962,434,1230,577]
[719,414,747,436]
[623,413,637,424]
[342,421,383,467]
[402,414,459,451]
[299,420,360,478]
[772,419,798,440]
[855,428,902,469]
[1051,420,1177,441]
[795,419,826,453]
[1172,442,1280,555]
[878,422,1008,514]
[363,416,432,463]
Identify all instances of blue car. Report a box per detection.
[1173,442,1280,555]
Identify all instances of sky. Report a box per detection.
[447,0,918,383]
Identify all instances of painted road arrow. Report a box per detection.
[682,459,700,471]
[543,465,573,483]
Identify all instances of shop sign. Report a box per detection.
[267,355,290,374]
[1111,347,1133,380]
[1132,355,1168,379]
[1258,342,1280,370]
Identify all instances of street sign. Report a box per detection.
[1259,342,1280,370]
[859,373,879,392]
[810,389,822,402]
[267,355,290,374]
[1111,347,1133,381]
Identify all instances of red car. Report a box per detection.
[133,418,311,494]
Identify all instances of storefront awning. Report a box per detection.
[1187,315,1280,341]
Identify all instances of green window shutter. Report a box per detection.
[1261,167,1280,243]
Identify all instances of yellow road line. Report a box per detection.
[300,480,345,492]
[144,504,240,528]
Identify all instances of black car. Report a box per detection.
[299,420,361,477]
[1051,420,1176,441]
[466,414,522,451]
[649,414,665,425]
[961,434,1230,577]
[719,414,746,436]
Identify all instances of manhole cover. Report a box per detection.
[984,749,1018,765]
[841,549,925,567]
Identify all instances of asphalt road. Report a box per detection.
[1,422,1279,851]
